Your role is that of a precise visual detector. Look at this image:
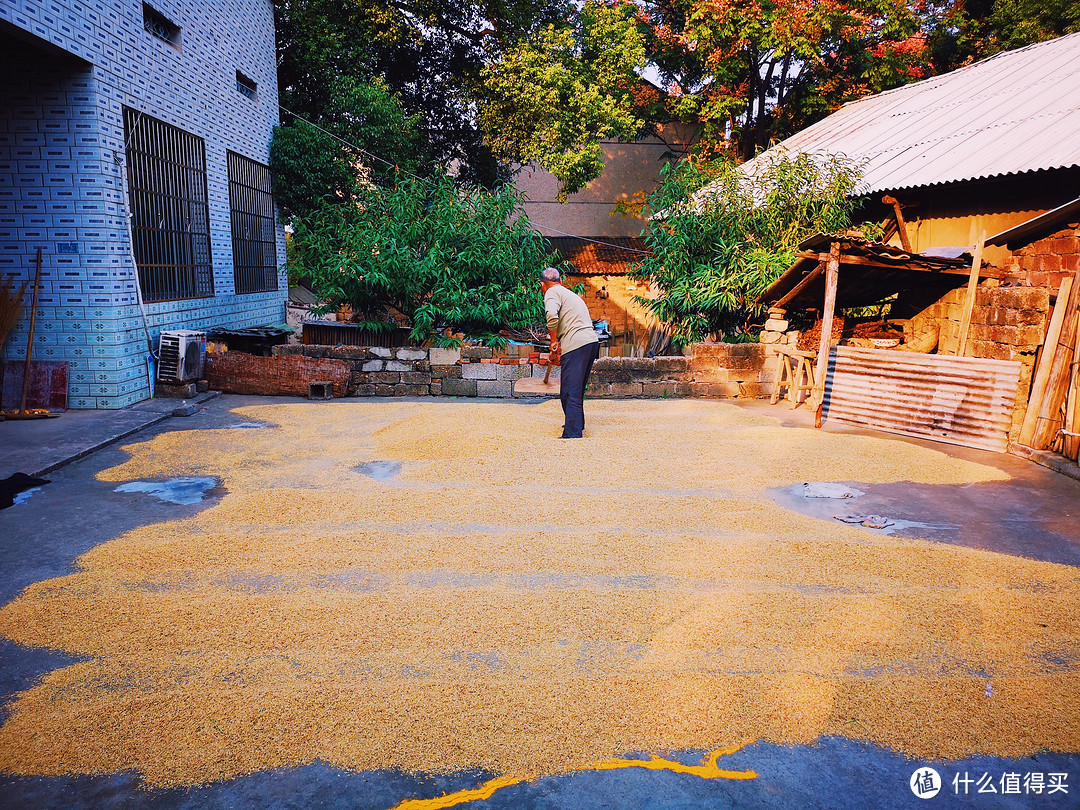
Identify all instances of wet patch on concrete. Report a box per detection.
[225,421,272,430]
[770,478,1080,566]
[354,460,402,481]
[113,476,222,505]
[773,482,961,540]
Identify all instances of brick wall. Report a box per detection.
[0,0,286,408]
[907,285,1049,441]
[565,272,654,351]
[1001,224,1080,292]
[202,342,774,401]
[207,351,351,398]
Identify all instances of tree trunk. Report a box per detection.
[742,46,758,159]
[777,52,792,108]
[755,56,777,151]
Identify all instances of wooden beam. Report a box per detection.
[813,242,840,428]
[1019,275,1072,446]
[882,195,912,252]
[955,231,985,357]
[774,262,824,309]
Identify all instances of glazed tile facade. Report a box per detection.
[0,0,286,407]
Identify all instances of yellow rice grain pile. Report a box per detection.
[0,399,1076,789]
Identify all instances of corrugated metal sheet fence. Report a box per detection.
[822,347,1022,452]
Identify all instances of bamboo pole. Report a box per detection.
[1018,275,1073,446]
[18,249,43,415]
[813,241,840,428]
[1031,268,1080,449]
[955,231,985,357]
[1063,311,1080,460]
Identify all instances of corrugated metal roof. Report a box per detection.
[986,195,1080,248]
[737,32,1080,195]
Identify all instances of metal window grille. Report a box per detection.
[123,107,214,302]
[227,151,279,295]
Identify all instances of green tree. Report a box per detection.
[274,0,572,187]
[631,152,864,347]
[926,0,1080,71]
[292,174,550,344]
[477,1,648,198]
[269,77,427,220]
[636,0,930,159]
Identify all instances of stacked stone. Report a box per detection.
[585,344,772,399]
[206,342,777,401]
[758,307,801,354]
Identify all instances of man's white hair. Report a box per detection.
[540,267,561,282]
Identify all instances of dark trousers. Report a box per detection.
[560,341,599,438]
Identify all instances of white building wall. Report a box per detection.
[0,0,286,408]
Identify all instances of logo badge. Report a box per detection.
[911,767,942,799]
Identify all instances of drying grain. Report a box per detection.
[0,399,1075,789]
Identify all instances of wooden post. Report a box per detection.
[1019,275,1073,447]
[774,262,824,310]
[955,231,985,357]
[813,241,840,428]
[882,195,912,253]
[1063,312,1080,460]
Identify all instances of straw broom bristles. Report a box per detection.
[0,274,28,349]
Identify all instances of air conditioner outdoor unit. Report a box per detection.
[158,330,206,383]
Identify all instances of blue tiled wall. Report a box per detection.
[0,0,286,408]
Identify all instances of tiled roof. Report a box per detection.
[546,236,650,275]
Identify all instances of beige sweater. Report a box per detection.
[544,284,599,355]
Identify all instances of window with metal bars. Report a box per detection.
[227,152,279,295]
[123,107,214,302]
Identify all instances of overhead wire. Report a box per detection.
[276,105,653,257]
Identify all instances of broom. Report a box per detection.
[0,274,28,349]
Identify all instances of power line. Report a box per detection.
[276,104,653,257]
[278,104,432,185]
[529,224,651,255]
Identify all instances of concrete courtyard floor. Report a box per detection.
[0,394,1079,809]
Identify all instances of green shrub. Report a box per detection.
[632,152,864,348]
[292,174,550,344]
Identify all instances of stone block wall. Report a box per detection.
[586,343,772,398]
[204,342,774,401]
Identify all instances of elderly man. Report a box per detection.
[540,266,600,439]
